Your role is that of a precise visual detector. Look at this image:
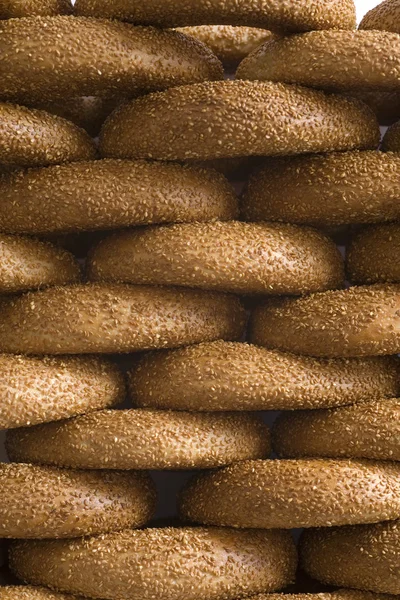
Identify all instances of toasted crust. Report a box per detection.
[250,284,400,357]
[0,160,238,234]
[179,458,400,529]
[129,341,400,411]
[382,120,400,151]
[99,81,379,161]
[0,103,95,167]
[0,354,124,430]
[273,399,400,461]
[300,520,400,594]
[0,17,222,104]
[0,234,79,293]
[360,0,400,33]
[74,0,356,31]
[349,90,400,125]
[0,284,245,354]
[0,0,72,18]
[87,222,344,294]
[242,151,400,226]
[0,588,82,600]
[6,409,270,469]
[347,224,400,284]
[237,30,400,91]
[0,463,155,538]
[9,527,297,599]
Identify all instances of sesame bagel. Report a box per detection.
[0,0,72,18]
[0,103,95,167]
[360,0,400,33]
[236,30,400,91]
[6,409,270,470]
[0,161,237,235]
[241,151,400,226]
[273,399,400,461]
[179,458,400,529]
[128,341,400,411]
[349,90,400,125]
[9,527,297,599]
[347,224,400,284]
[87,222,344,295]
[74,0,356,31]
[0,284,245,354]
[382,120,400,151]
[175,26,277,67]
[0,463,155,538]
[99,81,379,161]
[0,17,222,105]
[0,234,79,293]
[0,355,124,430]
[250,284,400,357]
[300,520,400,594]
[0,588,82,600]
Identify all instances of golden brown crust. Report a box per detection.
[349,90,400,125]
[129,341,400,411]
[0,463,156,538]
[87,222,344,295]
[360,0,400,33]
[0,103,96,167]
[74,0,356,31]
[0,160,238,234]
[9,527,297,599]
[99,81,379,161]
[273,399,400,461]
[381,119,400,151]
[0,0,72,18]
[175,26,277,67]
[0,588,83,600]
[6,409,271,469]
[241,151,400,226]
[236,30,400,91]
[347,224,400,283]
[0,354,125,430]
[300,520,400,594]
[0,17,222,104]
[250,284,400,357]
[0,234,79,292]
[256,594,399,600]
[179,459,400,529]
[0,283,245,354]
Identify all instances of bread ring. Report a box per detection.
[74,0,356,31]
[273,399,400,461]
[300,520,400,594]
[6,409,271,470]
[241,151,400,226]
[347,224,400,284]
[179,458,400,529]
[349,90,400,125]
[0,103,96,167]
[0,463,155,538]
[250,284,400,357]
[0,283,245,354]
[128,341,400,411]
[382,120,400,151]
[360,0,400,33]
[236,31,400,91]
[174,26,277,67]
[99,81,380,161]
[0,0,72,18]
[0,355,124,430]
[87,222,344,295]
[0,588,81,600]
[0,160,238,234]
[9,527,297,599]
[0,17,222,104]
[0,234,80,293]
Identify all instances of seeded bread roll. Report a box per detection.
[0,103,96,167]
[99,81,380,161]
[241,151,400,226]
[0,284,245,354]
[349,90,400,125]
[129,341,400,411]
[237,31,400,91]
[273,399,400,461]
[360,0,400,33]
[250,284,400,357]
[0,463,156,538]
[0,17,222,104]
[0,588,85,599]
[9,527,297,599]
[382,120,400,151]
[0,161,237,234]
[347,224,400,284]
[179,458,400,529]
[300,520,400,594]
[0,0,72,18]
